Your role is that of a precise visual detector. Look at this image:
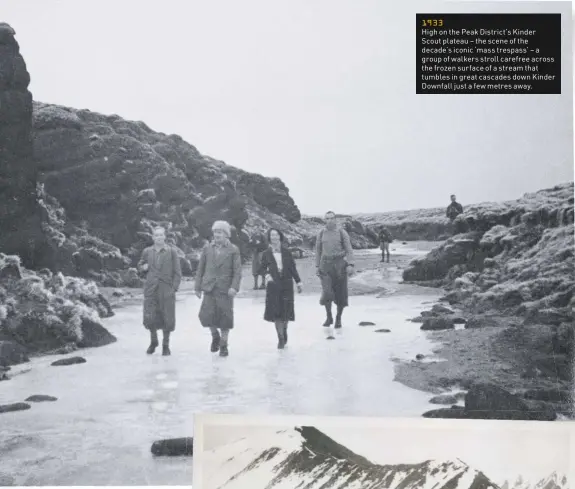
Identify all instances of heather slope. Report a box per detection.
[32,101,302,283]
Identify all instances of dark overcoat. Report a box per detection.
[258,246,301,322]
[138,245,182,332]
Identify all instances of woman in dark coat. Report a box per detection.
[258,228,303,349]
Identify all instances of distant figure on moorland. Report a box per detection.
[138,226,182,356]
[249,231,268,290]
[195,220,242,357]
[258,228,303,349]
[378,226,393,263]
[446,194,463,221]
[315,211,355,338]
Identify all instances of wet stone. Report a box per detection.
[25,395,58,402]
[415,354,425,360]
[151,437,194,456]
[0,402,31,414]
[420,317,455,331]
[374,329,390,333]
[358,321,375,326]
[51,356,87,366]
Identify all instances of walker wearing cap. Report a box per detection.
[194,220,242,357]
[211,220,231,238]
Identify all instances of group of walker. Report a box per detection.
[137,211,369,358]
[137,196,463,357]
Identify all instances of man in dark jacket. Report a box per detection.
[446,194,463,221]
[378,227,393,263]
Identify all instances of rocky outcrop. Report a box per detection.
[422,383,558,421]
[403,184,574,319]
[404,183,574,406]
[0,23,48,268]
[220,165,301,223]
[0,253,116,367]
[31,101,301,283]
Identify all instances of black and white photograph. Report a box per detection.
[193,414,573,489]
[0,0,573,485]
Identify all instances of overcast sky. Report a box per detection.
[1,1,572,214]
[201,419,572,486]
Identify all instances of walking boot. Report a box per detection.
[147,331,159,354]
[323,303,333,326]
[161,331,171,356]
[334,306,343,329]
[210,329,221,352]
[219,342,229,357]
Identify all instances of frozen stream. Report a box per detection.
[0,242,444,485]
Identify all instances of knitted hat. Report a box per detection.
[212,220,231,237]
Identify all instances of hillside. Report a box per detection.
[32,101,306,285]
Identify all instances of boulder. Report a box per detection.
[403,234,480,282]
[25,395,58,402]
[51,356,87,366]
[151,437,194,456]
[0,402,31,414]
[77,317,117,348]
[420,317,455,331]
[359,321,375,326]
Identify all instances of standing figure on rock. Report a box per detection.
[258,228,303,349]
[249,231,268,290]
[138,226,182,356]
[315,211,355,339]
[378,226,393,263]
[446,194,463,221]
[195,221,242,357]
